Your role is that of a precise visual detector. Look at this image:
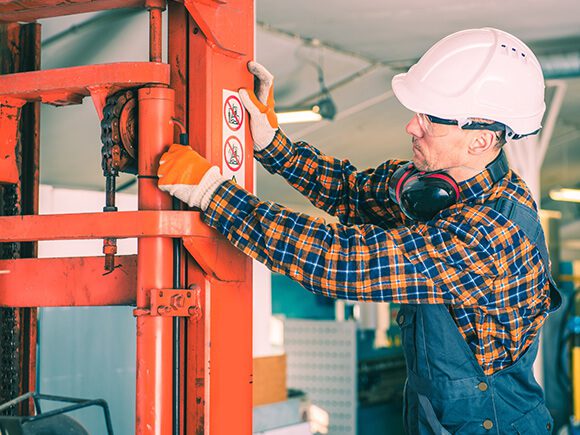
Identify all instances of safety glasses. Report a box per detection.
[415,113,510,138]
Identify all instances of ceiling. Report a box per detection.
[30,0,580,258]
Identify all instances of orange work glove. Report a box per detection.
[238,61,279,150]
[157,144,226,210]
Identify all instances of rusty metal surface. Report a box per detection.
[149,7,163,63]
[0,21,40,417]
[0,62,170,105]
[0,102,24,184]
[0,255,137,307]
[14,21,40,418]
[101,89,138,174]
[0,0,146,22]
[100,88,139,272]
[0,307,19,414]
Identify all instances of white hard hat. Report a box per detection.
[392,28,545,137]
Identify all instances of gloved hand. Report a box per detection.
[238,61,279,150]
[157,144,226,210]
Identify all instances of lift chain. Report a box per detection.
[100,89,138,176]
[0,185,21,415]
[100,89,139,273]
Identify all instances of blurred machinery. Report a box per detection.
[272,274,406,435]
[555,260,580,434]
[0,392,113,434]
[0,1,254,433]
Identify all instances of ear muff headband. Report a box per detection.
[388,151,509,221]
[393,164,416,204]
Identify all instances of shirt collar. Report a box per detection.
[458,169,496,202]
[458,150,509,202]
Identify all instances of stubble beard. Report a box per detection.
[411,138,433,172]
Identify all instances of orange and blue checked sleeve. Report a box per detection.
[202,179,546,308]
[202,177,552,375]
[201,159,554,375]
[254,129,405,227]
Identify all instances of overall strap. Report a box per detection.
[488,198,548,267]
[487,198,562,310]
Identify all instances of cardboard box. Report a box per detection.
[253,353,287,406]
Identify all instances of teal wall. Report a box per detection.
[271,273,336,319]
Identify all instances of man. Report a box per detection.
[158,28,561,433]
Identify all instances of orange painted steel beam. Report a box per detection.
[182,0,246,58]
[179,0,254,433]
[0,62,169,106]
[0,0,146,22]
[0,211,243,282]
[0,211,205,242]
[135,86,174,435]
[0,255,137,307]
[182,235,247,283]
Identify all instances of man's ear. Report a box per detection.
[469,131,496,155]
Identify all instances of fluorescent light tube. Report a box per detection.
[277,109,323,124]
[549,188,580,203]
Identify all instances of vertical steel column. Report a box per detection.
[0,21,40,417]
[177,1,254,433]
[149,7,163,63]
[135,87,175,434]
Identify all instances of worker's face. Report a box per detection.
[405,114,473,172]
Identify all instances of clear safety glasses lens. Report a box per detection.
[416,113,453,137]
[416,113,514,138]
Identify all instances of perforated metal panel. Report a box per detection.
[284,319,357,435]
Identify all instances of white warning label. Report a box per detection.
[224,135,244,172]
[222,90,246,187]
[224,95,244,131]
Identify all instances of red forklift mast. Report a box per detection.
[0,1,254,433]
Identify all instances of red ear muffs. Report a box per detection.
[392,163,416,205]
[389,163,460,221]
[388,151,509,222]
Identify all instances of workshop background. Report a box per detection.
[7,1,580,434]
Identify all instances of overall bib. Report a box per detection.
[398,199,561,434]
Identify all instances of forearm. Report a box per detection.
[256,130,404,227]
[202,180,462,304]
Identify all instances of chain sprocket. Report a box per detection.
[100,89,138,175]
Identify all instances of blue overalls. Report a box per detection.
[398,198,562,434]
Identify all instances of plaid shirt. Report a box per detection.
[203,130,556,375]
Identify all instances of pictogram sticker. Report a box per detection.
[223,136,244,172]
[224,95,244,131]
[222,89,246,188]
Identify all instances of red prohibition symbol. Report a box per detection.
[224,136,244,171]
[224,95,244,131]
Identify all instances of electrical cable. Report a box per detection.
[172,132,188,435]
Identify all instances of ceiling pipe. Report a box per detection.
[538,80,568,164]
[539,52,580,79]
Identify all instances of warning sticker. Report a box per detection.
[224,95,244,131]
[222,90,246,187]
[223,136,244,172]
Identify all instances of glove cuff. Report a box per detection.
[253,127,276,151]
[196,166,227,211]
